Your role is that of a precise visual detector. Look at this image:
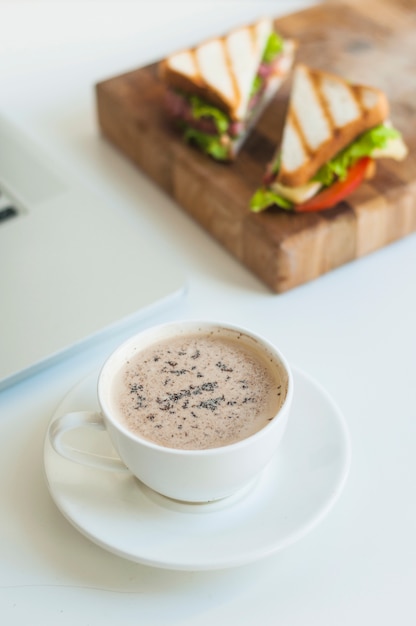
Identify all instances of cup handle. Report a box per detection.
[48,411,129,472]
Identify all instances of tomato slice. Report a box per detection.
[295,157,373,213]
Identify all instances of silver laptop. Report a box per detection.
[0,113,186,390]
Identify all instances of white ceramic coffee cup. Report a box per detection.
[49,320,294,503]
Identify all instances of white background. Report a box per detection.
[1,1,416,624]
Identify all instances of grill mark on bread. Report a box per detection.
[223,35,241,117]
[190,48,202,88]
[309,70,337,143]
[352,85,367,116]
[290,109,314,159]
[251,23,257,44]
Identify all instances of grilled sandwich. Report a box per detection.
[160,19,296,161]
[251,64,408,212]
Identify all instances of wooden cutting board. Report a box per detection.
[95,0,416,293]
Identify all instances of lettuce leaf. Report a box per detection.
[250,187,293,213]
[313,124,401,187]
[250,74,263,97]
[262,32,284,64]
[183,127,230,160]
[270,153,281,175]
[188,95,230,134]
[251,32,284,100]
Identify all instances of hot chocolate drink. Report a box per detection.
[110,329,288,450]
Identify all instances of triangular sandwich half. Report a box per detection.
[159,19,296,161]
[251,64,408,212]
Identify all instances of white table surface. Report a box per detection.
[1,1,415,624]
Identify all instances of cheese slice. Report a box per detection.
[271,179,322,204]
[371,135,408,160]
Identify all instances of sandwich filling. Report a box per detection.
[250,123,408,212]
[165,33,290,161]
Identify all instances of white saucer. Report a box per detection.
[44,368,351,571]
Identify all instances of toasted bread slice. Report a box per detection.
[160,19,275,122]
[277,64,389,187]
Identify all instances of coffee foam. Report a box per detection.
[110,329,288,450]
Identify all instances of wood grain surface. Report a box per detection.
[95,0,416,293]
